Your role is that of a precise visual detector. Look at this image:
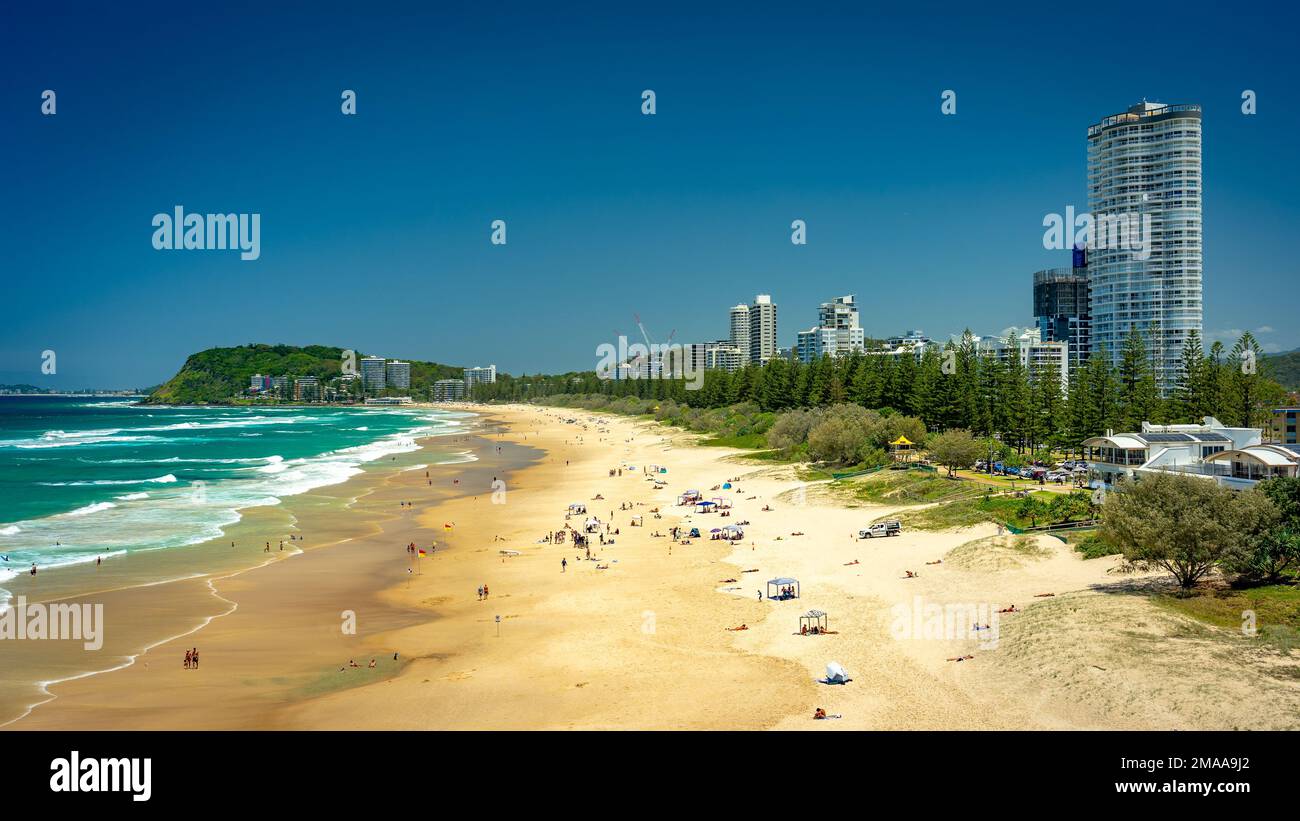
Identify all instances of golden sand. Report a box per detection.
[8,405,1298,730]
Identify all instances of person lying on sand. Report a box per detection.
[946,655,975,662]
[997,605,1019,613]
[726,624,749,631]
[719,577,738,583]
[844,559,860,566]
[791,531,805,536]
[762,505,772,511]
[904,570,919,578]
[813,709,843,720]
[1034,593,1055,598]
[925,560,942,565]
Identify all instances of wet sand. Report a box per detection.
[8,405,1298,730]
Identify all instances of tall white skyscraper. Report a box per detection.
[748,294,777,365]
[728,303,751,362]
[1087,100,1202,393]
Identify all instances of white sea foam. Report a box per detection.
[0,410,471,602]
[40,474,179,487]
[64,501,117,517]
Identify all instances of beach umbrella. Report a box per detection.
[722,482,732,489]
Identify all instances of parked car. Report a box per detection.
[859,521,902,539]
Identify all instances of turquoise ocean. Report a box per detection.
[0,397,470,602]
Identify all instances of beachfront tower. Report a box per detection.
[360,356,387,392]
[729,303,751,364]
[749,294,778,365]
[385,361,411,390]
[1086,100,1202,394]
[1033,247,1091,384]
[797,295,865,363]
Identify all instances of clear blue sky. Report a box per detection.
[2,1,1296,388]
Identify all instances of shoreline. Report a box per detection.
[6,404,1298,730]
[0,410,512,727]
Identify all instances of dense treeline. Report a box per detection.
[475,328,1287,453]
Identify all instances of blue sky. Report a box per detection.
[2,1,1297,388]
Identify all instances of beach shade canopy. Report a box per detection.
[825,662,849,684]
[766,577,800,600]
[800,610,828,634]
[710,528,723,533]
[568,503,586,513]
[723,524,744,539]
[722,482,732,489]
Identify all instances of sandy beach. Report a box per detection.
[6,404,1298,730]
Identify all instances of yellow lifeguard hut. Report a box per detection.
[889,435,914,463]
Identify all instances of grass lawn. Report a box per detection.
[833,469,979,506]
[1154,581,1300,654]
[880,490,1064,531]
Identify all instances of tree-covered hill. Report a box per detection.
[146,344,463,404]
[1263,348,1300,392]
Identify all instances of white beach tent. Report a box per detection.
[825,662,849,684]
[569,503,587,514]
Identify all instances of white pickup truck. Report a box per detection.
[858,521,902,539]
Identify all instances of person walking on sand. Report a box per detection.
[477,585,483,601]
[561,558,567,573]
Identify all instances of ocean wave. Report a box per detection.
[86,455,279,466]
[0,410,471,586]
[2,433,167,450]
[64,501,117,517]
[40,474,179,487]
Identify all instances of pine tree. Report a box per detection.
[1117,325,1159,430]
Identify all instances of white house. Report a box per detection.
[1082,417,1264,489]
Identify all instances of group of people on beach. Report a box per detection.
[183,647,200,669]
[476,583,490,600]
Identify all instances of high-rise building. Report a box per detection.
[464,365,497,388]
[433,379,466,402]
[270,375,290,397]
[1033,247,1091,383]
[797,295,865,363]
[978,328,1070,394]
[359,357,387,392]
[748,294,777,365]
[728,304,751,363]
[293,376,320,402]
[385,361,411,390]
[1087,100,1202,393]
